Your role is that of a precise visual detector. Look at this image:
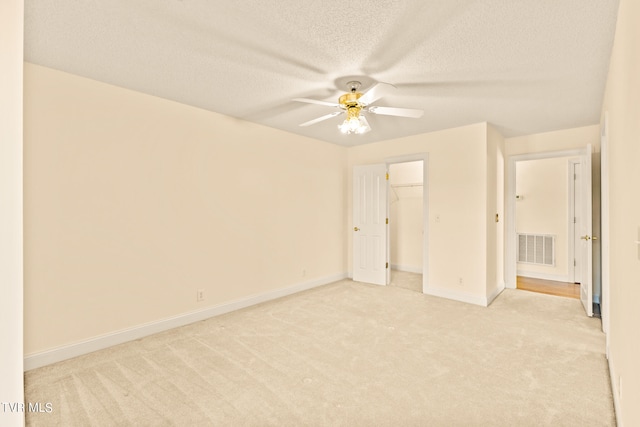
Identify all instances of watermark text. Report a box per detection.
[1,402,53,413]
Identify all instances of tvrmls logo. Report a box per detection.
[1,402,53,413]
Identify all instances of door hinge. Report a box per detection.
[386,218,389,224]
[386,262,389,269]
[574,259,577,266]
[386,172,389,180]
[574,217,577,224]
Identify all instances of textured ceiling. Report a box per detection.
[24,0,620,146]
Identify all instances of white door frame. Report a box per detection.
[578,146,594,317]
[384,153,429,293]
[505,147,589,289]
[568,157,581,284]
[600,113,610,339]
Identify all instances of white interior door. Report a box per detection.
[353,164,388,285]
[579,145,593,316]
[572,160,582,284]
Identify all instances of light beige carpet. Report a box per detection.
[388,269,423,293]
[25,281,615,426]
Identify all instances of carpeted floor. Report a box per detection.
[24,280,615,426]
[388,270,423,293]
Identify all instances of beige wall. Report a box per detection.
[516,157,572,280]
[23,63,347,355]
[348,123,492,303]
[0,1,24,425]
[600,0,640,424]
[22,64,506,359]
[390,198,423,270]
[487,124,505,299]
[505,125,600,157]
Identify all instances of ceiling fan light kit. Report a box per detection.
[294,80,424,135]
[339,115,371,134]
[338,84,371,134]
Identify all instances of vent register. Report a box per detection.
[517,234,555,266]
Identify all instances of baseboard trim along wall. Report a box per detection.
[608,358,622,427]
[24,272,348,371]
[424,285,492,307]
[486,282,506,306]
[345,273,504,307]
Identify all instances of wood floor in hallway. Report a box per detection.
[517,276,580,299]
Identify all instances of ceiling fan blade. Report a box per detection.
[293,98,341,108]
[299,111,342,127]
[357,82,395,106]
[368,106,424,118]
[358,116,372,134]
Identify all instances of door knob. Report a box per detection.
[354,227,360,231]
[581,235,591,241]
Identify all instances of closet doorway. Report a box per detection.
[388,160,424,293]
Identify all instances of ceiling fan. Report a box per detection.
[293,81,424,134]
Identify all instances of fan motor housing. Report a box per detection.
[339,92,362,107]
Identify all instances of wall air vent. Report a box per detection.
[517,233,555,266]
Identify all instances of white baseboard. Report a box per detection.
[424,281,505,308]
[486,282,506,306]
[24,273,348,371]
[423,285,487,307]
[608,358,622,427]
[516,270,570,283]
[390,264,423,274]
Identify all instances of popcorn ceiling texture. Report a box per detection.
[24,0,619,145]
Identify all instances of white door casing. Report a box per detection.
[579,145,594,317]
[600,112,610,336]
[353,164,388,285]
[506,147,594,316]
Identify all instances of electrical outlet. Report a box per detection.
[197,289,205,302]
[302,268,306,277]
[458,277,463,286]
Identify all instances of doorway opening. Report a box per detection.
[514,156,580,284]
[506,146,595,317]
[350,154,429,292]
[387,160,424,293]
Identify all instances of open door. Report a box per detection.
[353,164,388,285]
[579,145,594,316]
